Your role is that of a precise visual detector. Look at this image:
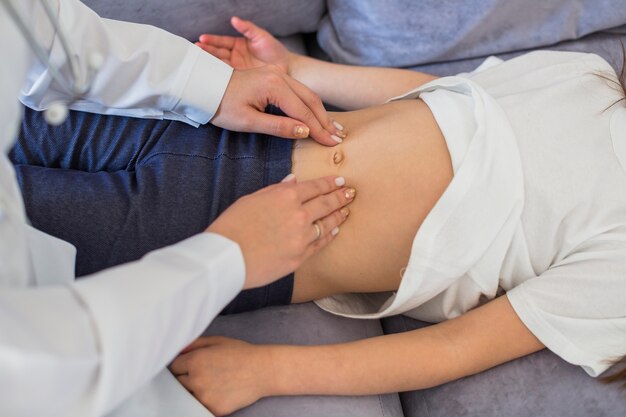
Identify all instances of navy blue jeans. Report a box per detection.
[10,107,294,314]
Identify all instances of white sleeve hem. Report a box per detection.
[171,47,233,126]
[70,232,245,415]
[506,290,610,377]
[177,232,246,295]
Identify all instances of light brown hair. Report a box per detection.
[602,356,626,388]
[602,41,626,109]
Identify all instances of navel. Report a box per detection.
[332,150,345,165]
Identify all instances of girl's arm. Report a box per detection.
[289,53,438,110]
[170,295,544,416]
[270,295,543,396]
[197,17,437,110]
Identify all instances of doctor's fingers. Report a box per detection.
[295,175,349,202]
[241,109,314,140]
[235,67,338,143]
[280,75,344,146]
[307,206,349,247]
[304,186,356,224]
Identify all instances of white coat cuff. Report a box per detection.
[70,232,245,415]
[180,232,246,295]
[172,47,233,126]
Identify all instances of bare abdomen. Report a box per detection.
[291,99,453,302]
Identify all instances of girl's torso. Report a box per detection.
[291,100,453,302]
[291,52,626,322]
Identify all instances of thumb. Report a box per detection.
[231,16,265,42]
[244,109,311,139]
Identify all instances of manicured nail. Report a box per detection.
[331,134,343,144]
[335,177,346,186]
[281,173,296,183]
[344,188,356,199]
[336,130,347,139]
[332,120,344,131]
[331,227,340,236]
[294,125,309,138]
[340,207,350,217]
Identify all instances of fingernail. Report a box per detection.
[294,125,309,138]
[332,120,344,131]
[331,227,340,236]
[335,177,346,186]
[331,134,343,144]
[340,207,350,217]
[344,188,356,199]
[281,173,296,183]
[336,130,347,139]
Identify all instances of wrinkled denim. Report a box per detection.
[11,106,294,314]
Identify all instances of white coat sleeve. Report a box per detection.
[0,233,245,417]
[20,0,233,126]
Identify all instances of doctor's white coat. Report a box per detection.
[0,1,243,416]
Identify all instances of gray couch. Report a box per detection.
[83,1,626,416]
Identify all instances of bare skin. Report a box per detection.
[172,295,543,416]
[170,17,546,416]
[292,100,453,301]
[206,174,356,289]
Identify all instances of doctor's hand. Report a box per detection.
[205,175,355,290]
[210,65,345,146]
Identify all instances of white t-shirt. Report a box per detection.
[316,51,626,377]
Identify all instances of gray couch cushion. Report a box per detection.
[409,30,626,76]
[318,0,626,73]
[382,315,626,417]
[81,0,326,40]
[204,302,404,417]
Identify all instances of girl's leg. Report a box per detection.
[11,106,293,314]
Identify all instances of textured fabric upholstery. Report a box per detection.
[382,315,626,417]
[317,0,626,73]
[81,0,326,40]
[205,303,404,417]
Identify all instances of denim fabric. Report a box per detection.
[10,106,294,314]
